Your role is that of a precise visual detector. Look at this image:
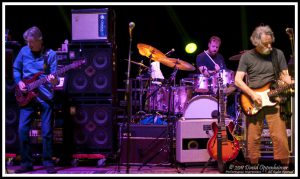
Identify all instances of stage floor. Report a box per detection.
[5,164,220,175]
[5,161,296,176]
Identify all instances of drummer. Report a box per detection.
[196,36,227,77]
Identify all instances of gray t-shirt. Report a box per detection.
[237,48,288,88]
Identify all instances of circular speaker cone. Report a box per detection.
[74,109,88,124]
[93,131,108,145]
[6,107,18,125]
[6,130,17,145]
[93,108,108,125]
[71,73,88,91]
[187,140,199,149]
[93,54,108,70]
[74,132,88,145]
[93,74,108,90]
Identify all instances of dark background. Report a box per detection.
[5,4,295,89]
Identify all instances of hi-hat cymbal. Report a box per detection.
[137,43,167,61]
[124,59,148,69]
[159,58,196,71]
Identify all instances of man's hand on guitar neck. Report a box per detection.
[46,74,59,86]
[18,81,27,92]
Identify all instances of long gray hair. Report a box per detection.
[250,25,275,47]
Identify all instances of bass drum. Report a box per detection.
[183,95,218,119]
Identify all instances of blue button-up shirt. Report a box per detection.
[13,45,57,102]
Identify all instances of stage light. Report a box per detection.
[185,43,197,54]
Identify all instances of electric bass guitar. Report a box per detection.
[207,77,240,164]
[15,59,86,106]
[240,82,294,116]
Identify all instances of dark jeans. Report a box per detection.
[18,101,55,167]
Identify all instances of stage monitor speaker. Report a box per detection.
[176,118,227,163]
[67,45,115,97]
[5,102,20,154]
[69,99,114,153]
[118,124,169,164]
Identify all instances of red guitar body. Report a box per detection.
[207,121,240,162]
[15,72,43,107]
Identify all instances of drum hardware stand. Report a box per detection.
[138,64,180,173]
[201,73,225,173]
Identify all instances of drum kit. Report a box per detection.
[128,43,238,123]
[125,44,247,169]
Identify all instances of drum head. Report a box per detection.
[183,95,218,119]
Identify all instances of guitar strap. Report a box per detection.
[43,49,50,74]
[271,48,280,80]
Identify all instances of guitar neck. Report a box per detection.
[219,88,226,129]
[27,61,83,91]
[268,83,294,97]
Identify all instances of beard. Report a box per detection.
[261,48,272,55]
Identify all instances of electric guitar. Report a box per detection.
[207,77,240,164]
[15,59,86,106]
[240,82,294,116]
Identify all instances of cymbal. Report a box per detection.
[229,53,243,61]
[137,43,167,61]
[124,59,148,69]
[229,50,247,61]
[159,58,196,71]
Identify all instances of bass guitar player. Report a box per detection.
[234,24,293,168]
[13,26,59,173]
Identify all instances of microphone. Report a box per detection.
[286,28,293,39]
[165,48,175,56]
[286,28,293,34]
[129,22,135,38]
[129,22,135,30]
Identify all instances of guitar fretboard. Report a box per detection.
[267,83,294,97]
[27,60,84,91]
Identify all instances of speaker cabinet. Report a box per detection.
[176,119,216,163]
[5,102,20,153]
[5,79,16,97]
[69,99,114,153]
[67,45,115,97]
[176,118,221,163]
[118,124,170,164]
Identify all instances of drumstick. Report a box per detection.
[204,50,217,65]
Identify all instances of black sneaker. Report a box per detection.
[46,166,57,174]
[15,166,34,173]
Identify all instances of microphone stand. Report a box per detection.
[123,29,133,174]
